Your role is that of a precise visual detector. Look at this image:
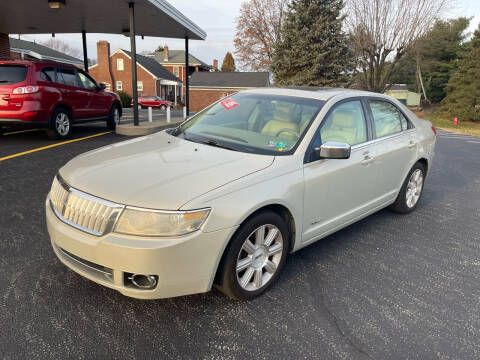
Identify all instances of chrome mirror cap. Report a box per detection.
[317,141,351,159]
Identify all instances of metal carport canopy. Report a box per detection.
[0,0,206,40]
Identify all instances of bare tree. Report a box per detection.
[42,38,82,59]
[346,0,448,92]
[234,0,289,71]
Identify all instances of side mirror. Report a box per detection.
[98,83,107,91]
[316,141,351,159]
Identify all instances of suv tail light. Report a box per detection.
[431,126,437,135]
[12,86,40,95]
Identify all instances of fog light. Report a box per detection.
[48,0,66,9]
[126,273,158,290]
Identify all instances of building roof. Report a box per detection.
[0,0,206,40]
[190,72,270,88]
[122,50,182,83]
[9,37,84,66]
[149,50,210,68]
[387,84,409,91]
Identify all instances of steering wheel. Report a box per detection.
[276,128,300,138]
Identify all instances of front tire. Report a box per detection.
[107,104,121,130]
[216,211,289,300]
[46,107,72,139]
[389,162,426,214]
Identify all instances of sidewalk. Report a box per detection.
[117,108,186,136]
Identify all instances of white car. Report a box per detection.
[46,88,436,300]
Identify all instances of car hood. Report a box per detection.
[59,131,274,210]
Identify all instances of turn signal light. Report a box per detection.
[12,86,40,95]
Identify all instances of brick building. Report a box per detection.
[189,72,270,112]
[89,41,182,103]
[0,33,10,60]
[147,46,212,92]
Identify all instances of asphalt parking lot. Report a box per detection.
[1,124,479,359]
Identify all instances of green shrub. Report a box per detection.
[116,91,132,108]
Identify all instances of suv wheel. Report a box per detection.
[46,107,71,139]
[107,104,121,130]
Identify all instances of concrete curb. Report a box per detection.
[116,120,183,136]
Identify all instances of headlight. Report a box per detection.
[114,207,210,237]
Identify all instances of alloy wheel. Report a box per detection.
[55,113,70,136]
[236,224,283,291]
[406,169,423,208]
[114,108,120,125]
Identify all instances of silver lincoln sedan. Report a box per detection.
[46,88,436,300]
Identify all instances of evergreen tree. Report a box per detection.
[270,0,353,86]
[388,18,470,102]
[442,24,480,122]
[221,52,236,72]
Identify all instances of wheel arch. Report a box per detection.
[417,157,428,175]
[112,100,123,116]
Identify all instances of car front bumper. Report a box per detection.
[46,199,237,299]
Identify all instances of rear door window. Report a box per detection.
[368,100,403,138]
[57,68,79,87]
[40,67,55,82]
[0,65,28,84]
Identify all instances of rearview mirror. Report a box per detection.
[98,83,107,91]
[316,141,351,159]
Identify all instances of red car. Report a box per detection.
[132,95,172,110]
[0,60,122,139]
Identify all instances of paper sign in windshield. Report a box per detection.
[220,98,239,110]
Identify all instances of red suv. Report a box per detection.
[0,60,122,139]
[132,95,172,110]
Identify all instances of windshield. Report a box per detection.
[0,65,28,84]
[175,93,324,155]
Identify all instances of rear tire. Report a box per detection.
[160,105,166,111]
[46,107,72,139]
[107,104,121,130]
[215,211,289,300]
[389,162,426,214]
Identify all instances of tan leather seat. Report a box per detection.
[321,111,359,145]
[261,104,299,139]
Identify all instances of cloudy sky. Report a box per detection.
[17,0,480,69]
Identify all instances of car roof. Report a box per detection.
[242,87,383,101]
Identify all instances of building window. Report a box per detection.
[173,66,179,77]
[117,58,124,71]
[137,81,143,92]
[116,81,122,91]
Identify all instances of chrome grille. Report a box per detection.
[50,175,124,236]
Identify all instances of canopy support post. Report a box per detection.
[82,30,88,72]
[129,2,139,126]
[185,37,189,116]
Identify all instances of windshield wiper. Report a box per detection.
[201,139,237,151]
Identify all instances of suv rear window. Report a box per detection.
[0,65,28,84]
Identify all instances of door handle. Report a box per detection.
[361,155,374,165]
[408,141,416,149]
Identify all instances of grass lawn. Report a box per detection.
[413,106,480,137]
